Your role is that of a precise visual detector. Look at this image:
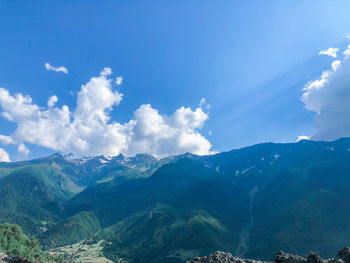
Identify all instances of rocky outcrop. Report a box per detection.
[188,248,350,263]
[336,248,350,263]
[188,251,264,263]
[273,251,307,263]
[0,253,6,263]
[0,253,34,263]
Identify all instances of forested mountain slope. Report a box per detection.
[2,138,350,263]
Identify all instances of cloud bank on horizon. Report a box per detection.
[0,68,212,160]
[301,41,350,141]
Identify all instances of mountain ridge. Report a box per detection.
[2,138,350,262]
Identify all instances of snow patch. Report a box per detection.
[103,155,112,160]
[241,166,255,174]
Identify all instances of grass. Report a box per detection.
[49,240,119,263]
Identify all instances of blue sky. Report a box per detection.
[1,1,350,160]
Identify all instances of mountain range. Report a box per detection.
[1,138,350,262]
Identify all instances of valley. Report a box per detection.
[49,240,116,263]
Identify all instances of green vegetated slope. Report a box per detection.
[0,153,162,237]
[0,223,62,262]
[246,140,350,259]
[98,159,249,263]
[0,165,77,236]
[2,138,350,262]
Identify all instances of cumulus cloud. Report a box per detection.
[45,63,69,74]
[297,135,310,142]
[115,76,123,86]
[301,44,350,141]
[343,45,350,56]
[319,48,339,58]
[0,135,13,145]
[199,97,211,110]
[0,148,10,162]
[0,68,212,158]
[17,143,30,155]
[127,104,211,156]
[47,95,58,107]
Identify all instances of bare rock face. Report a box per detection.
[0,253,7,263]
[0,253,34,263]
[337,248,350,263]
[188,251,265,263]
[307,253,324,263]
[274,251,307,263]
[188,248,350,263]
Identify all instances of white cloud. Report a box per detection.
[116,76,123,86]
[0,88,40,121]
[301,60,341,114]
[17,143,30,156]
[343,45,350,56]
[297,135,310,142]
[45,63,69,74]
[0,148,10,162]
[0,68,212,158]
[199,97,211,110]
[100,67,112,76]
[47,95,58,107]
[0,135,13,145]
[319,47,339,58]
[301,44,350,141]
[331,60,341,72]
[127,104,211,156]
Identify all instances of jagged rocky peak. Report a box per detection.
[188,248,350,263]
[134,153,155,159]
[131,153,158,165]
[113,153,127,161]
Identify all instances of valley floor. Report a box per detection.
[49,240,117,263]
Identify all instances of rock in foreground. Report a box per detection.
[0,253,34,263]
[188,251,264,263]
[188,248,350,263]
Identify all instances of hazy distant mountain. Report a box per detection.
[2,138,350,262]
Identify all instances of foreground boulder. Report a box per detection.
[274,251,307,263]
[0,253,6,263]
[188,248,350,263]
[188,251,264,263]
[0,253,34,263]
[337,248,350,263]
